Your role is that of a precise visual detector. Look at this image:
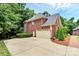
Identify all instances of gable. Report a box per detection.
[24,13,47,22]
[42,13,61,26]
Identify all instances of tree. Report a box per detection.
[42,11,50,16]
[19,8,35,28]
[64,17,76,35]
[76,19,79,26]
[0,4,21,38]
[60,16,77,35]
[60,16,67,26]
[0,3,35,39]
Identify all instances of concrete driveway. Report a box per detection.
[4,37,79,56]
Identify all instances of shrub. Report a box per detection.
[16,32,33,38]
[56,27,68,41]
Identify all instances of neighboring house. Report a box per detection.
[73,26,79,35]
[24,13,62,39]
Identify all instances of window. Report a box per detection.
[32,22,35,25]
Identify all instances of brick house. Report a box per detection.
[73,26,79,35]
[24,13,62,39]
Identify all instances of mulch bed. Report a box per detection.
[51,37,70,46]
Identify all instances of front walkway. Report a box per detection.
[69,36,79,48]
[4,37,79,56]
[66,36,79,56]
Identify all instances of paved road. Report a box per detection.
[4,37,79,56]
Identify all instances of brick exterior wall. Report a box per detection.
[24,22,33,33]
[42,26,50,31]
[24,18,47,33]
[73,29,79,35]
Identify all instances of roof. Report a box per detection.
[24,13,60,26]
[42,13,60,26]
[24,13,47,22]
[73,26,79,31]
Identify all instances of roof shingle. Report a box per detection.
[42,13,60,26]
[24,13,47,22]
[73,26,79,30]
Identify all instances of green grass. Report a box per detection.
[0,41,11,56]
[76,36,79,42]
[16,32,32,38]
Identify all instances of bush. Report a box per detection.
[16,32,33,38]
[56,27,68,41]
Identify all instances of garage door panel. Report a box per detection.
[36,30,51,39]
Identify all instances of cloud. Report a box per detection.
[46,3,72,13]
[47,3,71,8]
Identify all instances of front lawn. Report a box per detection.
[0,41,11,56]
[76,36,79,42]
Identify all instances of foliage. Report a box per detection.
[56,27,68,41]
[42,11,51,16]
[66,17,77,34]
[16,32,33,38]
[60,16,66,26]
[76,19,79,26]
[0,41,11,56]
[0,3,35,39]
[60,17,77,35]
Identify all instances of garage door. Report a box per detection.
[36,30,51,39]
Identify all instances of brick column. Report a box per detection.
[33,30,36,37]
[24,22,27,32]
[32,24,36,37]
[50,25,53,39]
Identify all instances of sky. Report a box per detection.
[26,3,79,20]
